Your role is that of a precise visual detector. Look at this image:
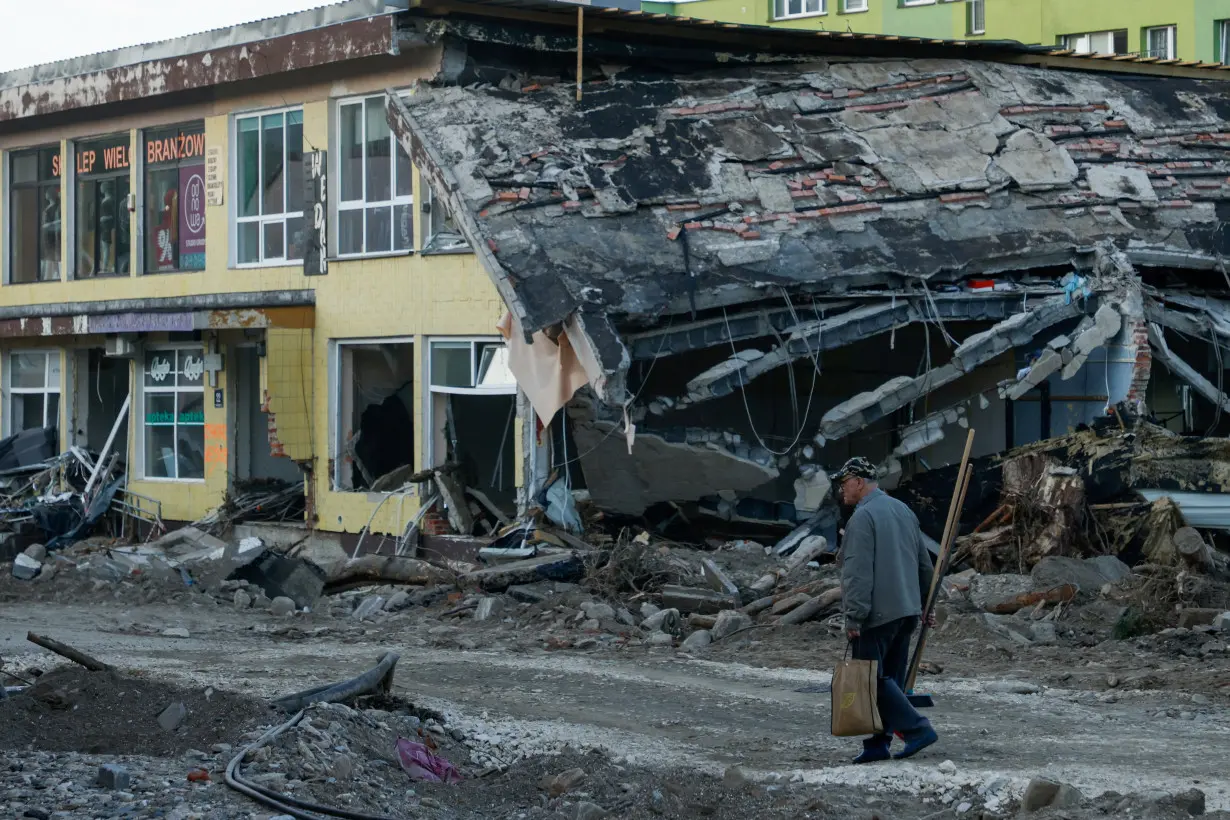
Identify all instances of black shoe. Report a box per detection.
[893,726,938,760]
[852,746,891,764]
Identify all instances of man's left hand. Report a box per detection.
[925,611,937,628]
[847,628,860,641]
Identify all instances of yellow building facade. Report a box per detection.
[0,2,523,540]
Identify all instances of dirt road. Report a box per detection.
[3,600,1228,814]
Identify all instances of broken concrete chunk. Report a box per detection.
[1086,165,1157,202]
[680,629,712,652]
[1031,556,1130,596]
[660,586,738,615]
[96,764,131,791]
[580,600,616,621]
[227,552,326,610]
[785,536,827,572]
[641,607,682,635]
[23,543,46,562]
[474,597,505,622]
[270,596,296,617]
[993,130,1078,192]
[1020,778,1084,813]
[12,553,41,581]
[710,609,753,641]
[707,117,793,162]
[701,559,740,597]
[751,175,795,212]
[353,596,386,621]
[158,702,188,732]
[792,469,831,514]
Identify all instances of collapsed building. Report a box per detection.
[386,0,1230,543]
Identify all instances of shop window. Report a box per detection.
[422,186,468,253]
[9,147,62,284]
[235,107,304,265]
[74,135,132,278]
[144,123,206,273]
[5,351,60,434]
[337,95,414,256]
[334,340,415,491]
[142,347,205,480]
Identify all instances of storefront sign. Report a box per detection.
[77,136,131,176]
[179,166,207,269]
[89,311,195,334]
[147,131,205,164]
[205,147,223,206]
[214,389,224,409]
[303,150,328,276]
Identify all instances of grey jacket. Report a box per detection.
[840,488,935,631]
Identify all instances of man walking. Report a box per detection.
[833,457,939,764]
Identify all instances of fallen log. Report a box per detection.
[688,613,717,629]
[325,556,456,593]
[742,595,776,616]
[777,587,843,626]
[27,632,110,672]
[983,583,1078,615]
[1175,527,1215,574]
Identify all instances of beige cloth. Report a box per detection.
[497,311,591,423]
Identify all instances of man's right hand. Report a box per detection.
[847,628,860,641]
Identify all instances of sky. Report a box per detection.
[0,0,331,72]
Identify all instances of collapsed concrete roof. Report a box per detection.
[392,12,1230,408]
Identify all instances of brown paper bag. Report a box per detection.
[831,658,883,737]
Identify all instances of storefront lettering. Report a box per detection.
[51,154,60,177]
[144,411,204,424]
[148,132,205,164]
[77,142,130,175]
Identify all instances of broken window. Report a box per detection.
[422,186,468,253]
[773,0,824,19]
[5,351,60,435]
[235,108,304,265]
[74,134,131,278]
[427,339,518,513]
[142,347,205,480]
[337,94,414,256]
[335,340,415,492]
[9,147,62,284]
[144,123,206,273]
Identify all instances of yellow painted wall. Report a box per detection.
[0,48,511,534]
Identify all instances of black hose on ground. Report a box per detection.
[225,708,404,820]
[271,652,400,713]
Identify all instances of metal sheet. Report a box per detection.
[1137,490,1230,530]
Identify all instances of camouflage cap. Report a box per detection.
[832,456,878,483]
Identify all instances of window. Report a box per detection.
[142,348,205,480]
[74,135,132,278]
[1145,25,1176,60]
[1221,20,1230,64]
[337,95,414,256]
[5,351,60,434]
[842,0,867,12]
[235,107,304,265]
[773,0,824,19]
[901,0,935,6]
[1061,30,1129,55]
[144,123,206,273]
[334,340,415,491]
[423,187,468,253]
[966,0,984,35]
[9,147,62,284]
[426,339,518,511]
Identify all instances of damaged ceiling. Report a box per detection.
[392,13,1230,410]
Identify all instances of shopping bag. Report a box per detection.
[831,656,883,737]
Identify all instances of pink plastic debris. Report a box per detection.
[395,737,463,784]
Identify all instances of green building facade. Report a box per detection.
[641,0,1230,64]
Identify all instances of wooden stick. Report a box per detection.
[576,6,584,101]
[924,428,975,608]
[906,461,973,693]
[27,632,110,672]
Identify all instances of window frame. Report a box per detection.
[842,0,868,12]
[900,0,935,7]
[3,349,61,435]
[1145,25,1177,60]
[137,344,207,482]
[425,336,516,470]
[334,93,415,259]
[1221,20,1230,65]
[8,145,63,285]
[231,104,305,268]
[772,0,826,20]
[422,185,469,254]
[331,336,417,493]
[72,133,133,280]
[966,0,985,35]
[142,122,207,275]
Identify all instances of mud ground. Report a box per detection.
[3,595,1230,819]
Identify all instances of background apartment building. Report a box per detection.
[0,0,523,540]
[645,0,1230,65]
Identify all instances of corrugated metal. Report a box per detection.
[1137,490,1230,530]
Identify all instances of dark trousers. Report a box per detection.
[851,616,930,748]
